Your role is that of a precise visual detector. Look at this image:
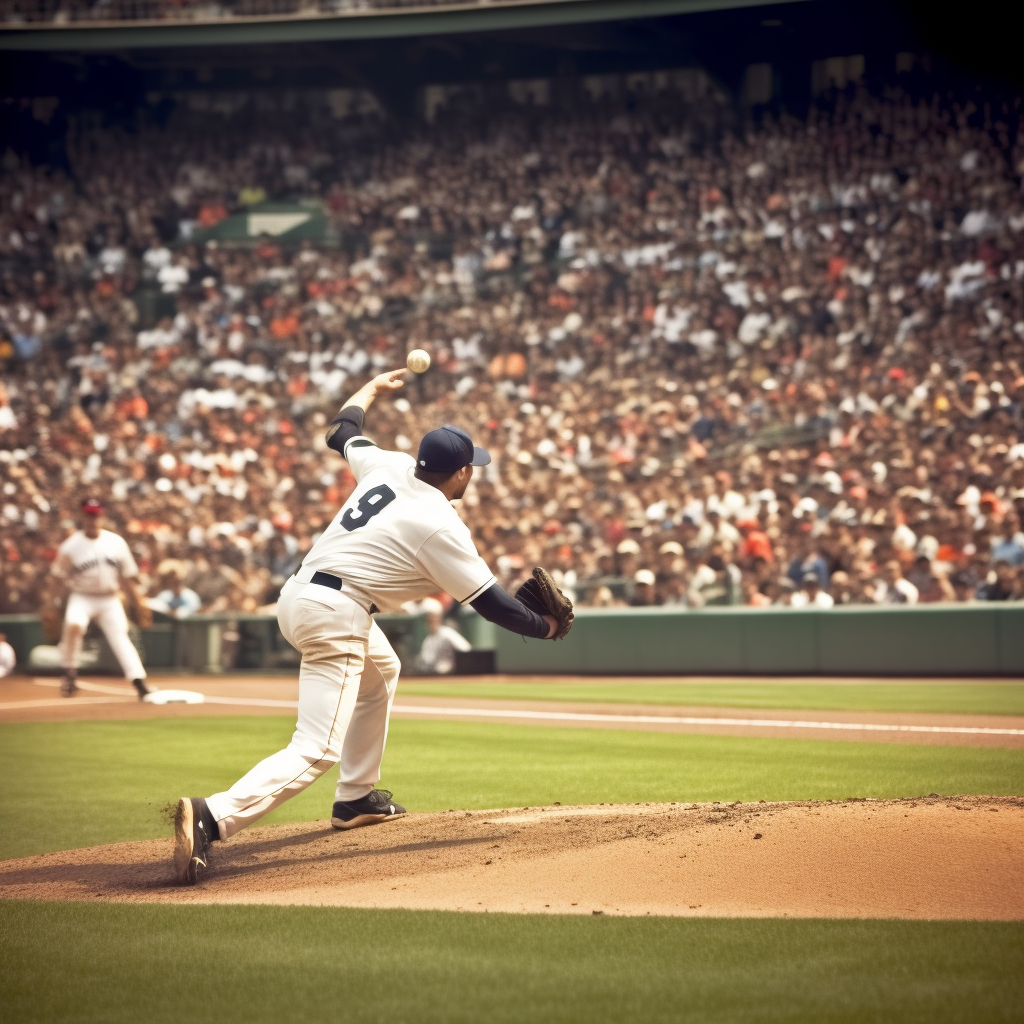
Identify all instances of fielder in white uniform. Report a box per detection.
[50,498,150,700]
[415,598,473,674]
[173,369,558,884]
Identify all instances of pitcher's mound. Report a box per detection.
[1,797,1021,919]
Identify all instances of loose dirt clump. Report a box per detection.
[1,797,1020,919]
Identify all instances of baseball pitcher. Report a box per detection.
[49,498,151,699]
[173,369,573,884]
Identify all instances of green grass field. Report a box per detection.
[1,717,1021,860]
[399,679,1024,716]
[1,903,1021,1024]
[2,698,1022,1024]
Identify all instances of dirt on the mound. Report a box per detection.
[1,797,1021,919]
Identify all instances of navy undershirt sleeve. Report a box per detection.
[325,406,366,455]
[471,582,551,639]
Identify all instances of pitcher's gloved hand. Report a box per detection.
[514,567,574,640]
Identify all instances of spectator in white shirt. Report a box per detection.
[137,317,181,351]
[98,239,127,276]
[149,572,203,619]
[158,257,190,294]
[790,572,835,608]
[143,238,171,273]
[874,561,919,605]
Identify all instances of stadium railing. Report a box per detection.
[3,0,589,26]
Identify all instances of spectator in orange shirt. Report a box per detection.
[489,351,527,379]
[738,520,774,564]
[198,202,228,228]
[270,312,300,341]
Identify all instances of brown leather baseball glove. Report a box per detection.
[39,598,65,644]
[129,599,153,630]
[514,567,574,640]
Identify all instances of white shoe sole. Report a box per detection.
[331,810,406,831]
[173,798,195,883]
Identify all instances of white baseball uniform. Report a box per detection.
[206,436,495,839]
[51,529,146,681]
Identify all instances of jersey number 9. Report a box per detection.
[341,484,397,532]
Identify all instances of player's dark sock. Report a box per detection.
[198,800,220,842]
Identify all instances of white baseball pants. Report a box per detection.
[62,593,146,681]
[206,576,401,840]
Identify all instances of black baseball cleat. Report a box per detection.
[60,673,77,698]
[173,797,216,885]
[331,789,406,830]
[132,678,151,701]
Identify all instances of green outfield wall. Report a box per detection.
[2,604,1022,677]
[0,609,471,676]
[494,605,1024,676]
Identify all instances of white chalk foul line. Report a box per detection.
[0,697,132,711]
[202,696,299,708]
[389,704,1024,737]
[4,693,1022,737]
[1,694,299,711]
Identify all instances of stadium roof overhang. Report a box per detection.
[0,0,811,52]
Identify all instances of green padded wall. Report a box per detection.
[4,605,1022,677]
[495,605,1024,676]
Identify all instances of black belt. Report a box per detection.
[309,571,379,615]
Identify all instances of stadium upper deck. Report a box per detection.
[1,0,788,34]
[6,0,590,23]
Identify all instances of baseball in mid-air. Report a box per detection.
[406,349,431,373]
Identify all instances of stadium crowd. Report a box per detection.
[2,75,1024,619]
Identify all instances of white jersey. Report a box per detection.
[52,529,139,596]
[300,436,495,614]
[417,624,472,675]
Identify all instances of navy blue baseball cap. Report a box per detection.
[417,424,491,473]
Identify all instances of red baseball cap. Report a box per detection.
[81,499,104,515]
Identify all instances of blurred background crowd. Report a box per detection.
[2,70,1024,618]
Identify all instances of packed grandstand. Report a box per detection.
[2,71,1023,616]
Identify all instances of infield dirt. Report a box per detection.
[1,797,1020,920]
